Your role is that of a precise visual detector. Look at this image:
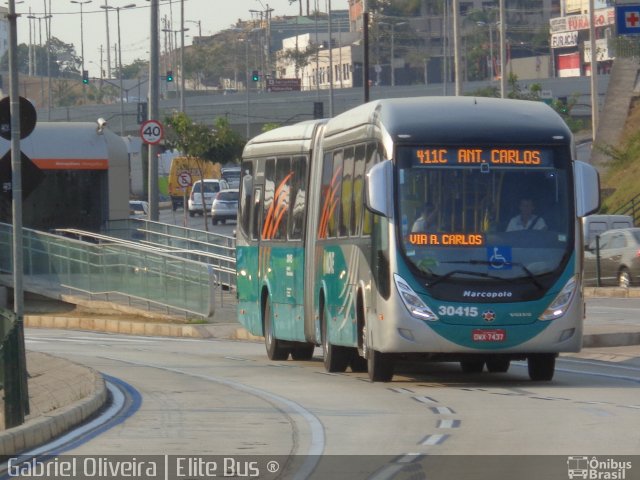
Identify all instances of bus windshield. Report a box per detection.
[397,145,573,286]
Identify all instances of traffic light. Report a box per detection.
[82,70,89,84]
[166,70,174,82]
[252,70,260,82]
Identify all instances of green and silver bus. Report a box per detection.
[236,96,600,382]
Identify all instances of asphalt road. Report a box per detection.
[23,326,640,461]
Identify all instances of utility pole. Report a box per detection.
[363,0,370,103]
[148,0,160,221]
[6,0,30,429]
[589,0,598,140]
[104,0,112,78]
[499,0,506,98]
[452,0,461,96]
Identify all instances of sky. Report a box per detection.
[12,0,349,77]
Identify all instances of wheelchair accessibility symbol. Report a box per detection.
[487,246,512,270]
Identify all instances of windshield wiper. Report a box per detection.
[426,269,504,288]
[441,259,545,290]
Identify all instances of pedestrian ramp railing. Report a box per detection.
[0,222,218,320]
[103,219,237,291]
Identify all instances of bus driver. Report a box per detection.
[506,197,547,231]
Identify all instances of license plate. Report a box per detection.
[472,329,506,342]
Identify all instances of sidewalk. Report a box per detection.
[1,288,639,457]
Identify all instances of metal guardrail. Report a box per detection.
[103,219,237,293]
[613,192,640,227]
[0,223,218,320]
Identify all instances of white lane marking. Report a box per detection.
[22,381,124,456]
[413,396,438,404]
[389,387,414,394]
[97,355,325,479]
[396,453,422,463]
[430,406,455,415]
[420,434,449,446]
[437,419,461,429]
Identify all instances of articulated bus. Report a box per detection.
[236,96,600,382]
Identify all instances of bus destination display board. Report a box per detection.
[412,147,553,166]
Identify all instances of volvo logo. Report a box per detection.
[482,310,496,322]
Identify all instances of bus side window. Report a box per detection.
[289,156,307,241]
[273,157,292,240]
[251,187,262,241]
[239,160,253,237]
[339,147,355,238]
[318,152,334,239]
[328,150,343,238]
[362,142,379,237]
[262,159,276,240]
[351,144,366,236]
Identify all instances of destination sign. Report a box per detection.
[407,233,485,247]
[412,147,553,167]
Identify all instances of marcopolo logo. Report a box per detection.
[567,456,632,479]
[462,290,513,299]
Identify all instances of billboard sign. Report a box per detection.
[550,7,615,32]
[551,31,579,48]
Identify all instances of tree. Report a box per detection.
[278,43,319,80]
[0,37,79,79]
[117,59,149,80]
[164,113,245,230]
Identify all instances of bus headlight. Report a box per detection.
[539,275,577,321]
[394,274,438,322]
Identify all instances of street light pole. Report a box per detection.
[71,0,91,99]
[71,1,91,76]
[499,0,506,98]
[103,0,112,78]
[116,4,136,135]
[180,0,185,112]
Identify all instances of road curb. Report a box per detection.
[0,354,107,457]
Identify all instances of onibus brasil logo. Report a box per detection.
[567,456,632,479]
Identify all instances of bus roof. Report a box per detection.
[324,96,573,146]
[243,119,328,158]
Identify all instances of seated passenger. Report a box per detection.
[506,197,547,231]
[412,202,439,232]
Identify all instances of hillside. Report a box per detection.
[598,96,640,216]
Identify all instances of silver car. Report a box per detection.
[210,189,239,225]
[584,228,640,287]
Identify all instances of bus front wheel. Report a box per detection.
[321,305,349,373]
[264,297,289,361]
[527,354,555,381]
[367,350,394,382]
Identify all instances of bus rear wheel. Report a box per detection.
[527,354,555,381]
[291,344,315,360]
[264,297,289,361]
[321,305,349,373]
[486,358,511,373]
[460,360,485,373]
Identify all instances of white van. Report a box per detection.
[188,179,229,217]
[583,214,634,247]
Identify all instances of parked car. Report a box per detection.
[188,179,228,217]
[210,189,239,225]
[584,228,640,287]
[129,200,149,219]
[582,214,634,247]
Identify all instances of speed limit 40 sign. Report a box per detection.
[140,119,164,144]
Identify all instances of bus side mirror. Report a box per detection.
[574,161,600,217]
[365,159,393,218]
